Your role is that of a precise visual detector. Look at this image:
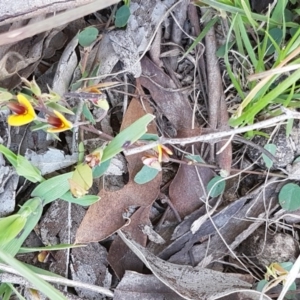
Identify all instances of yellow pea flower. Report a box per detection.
[142,144,173,170]
[7,94,36,126]
[155,144,173,163]
[47,110,73,133]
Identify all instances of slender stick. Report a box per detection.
[0,263,114,298]
[124,109,300,156]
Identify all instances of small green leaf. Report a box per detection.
[279,183,300,211]
[266,28,283,55]
[0,215,26,246]
[78,142,85,163]
[0,284,13,299]
[47,102,75,115]
[262,144,277,169]
[73,163,93,189]
[286,282,296,299]
[31,172,73,204]
[0,144,17,168]
[60,192,100,206]
[182,17,218,60]
[101,114,154,162]
[69,163,93,198]
[139,133,159,141]
[279,262,293,272]
[115,5,130,28]
[78,27,99,47]
[286,118,294,137]
[16,155,44,183]
[134,165,159,184]
[0,90,13,102]
[30,121,51,131]
[0,145,44,182]
[256,279,268,292]
[185,154,205,163]
[206,176,225,197]
[82,103,95,124]
[92,159,111,178]
[216,41,235,58]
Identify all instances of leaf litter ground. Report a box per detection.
[0,1,300,299]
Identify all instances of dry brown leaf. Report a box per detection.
[140,56,194,129]
[114,270,185,300]
[117,230,271,300]
[75,95,161,243]
[169,159,215,218]
[107,206,151,279]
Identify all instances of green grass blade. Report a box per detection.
[231,67,300,125]
[236,14,257,67]
[224,14,245,99]
[195,0,280,24]
[182,17,218,61]
[232,15,244,56]
[0,250,67,300]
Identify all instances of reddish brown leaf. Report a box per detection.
[169,162,215,219]
[107,206,151,278]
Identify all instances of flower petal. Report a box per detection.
[17,94,36,118]
[7,113,35,126]
[142,156,162,171]
[47,110,72,133]
[161,144,173,155]
[157,145,163,163]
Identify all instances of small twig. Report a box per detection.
[80,125,113,141]
[123,74,128,118]
[169,158,287,178]
[65,202,71,292]
[0,274,82,300]
[0,263,114,298]
[72,99,85,153]
[124,109,300,156]
[159,193,182,222]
